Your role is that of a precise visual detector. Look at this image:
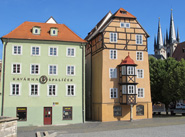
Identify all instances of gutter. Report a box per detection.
[1,38,86,44]
[1,39,8,116]
[81,43,85,123]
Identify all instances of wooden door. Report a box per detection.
[44,107,52,125]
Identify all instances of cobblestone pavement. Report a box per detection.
[18,116,185,137]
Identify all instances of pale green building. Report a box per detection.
[0,17,86,126]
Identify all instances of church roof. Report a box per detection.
[149,54,165,60]
[119,53,137,66]
[1,19,86,43]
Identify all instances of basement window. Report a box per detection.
[17,107,27,121]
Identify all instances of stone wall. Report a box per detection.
[0,117,18,137]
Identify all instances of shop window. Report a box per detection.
[63,107,72,120]
[114,106,122,116]
[17,107,27,121]
[136,105,144,116]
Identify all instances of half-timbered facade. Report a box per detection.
[85,8,152,121]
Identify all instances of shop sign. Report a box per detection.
[12,77,73,83]
[53,102,59,106]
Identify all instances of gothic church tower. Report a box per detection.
[154,9,180,59]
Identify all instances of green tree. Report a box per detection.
[149,56,166,104]
[149,57,185,115]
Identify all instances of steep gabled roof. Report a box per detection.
[114,8,136,19]
[2,21,86,43]
[86,8,149,41]
[85,11,113,41]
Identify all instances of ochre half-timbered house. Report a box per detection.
[85,8,152,121]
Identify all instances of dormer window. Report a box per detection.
[32,27,41,35]
[120,10,127,14]
[50,28,58,36]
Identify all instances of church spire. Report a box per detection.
[176,28,180,43]
[166,29,169,44]
[157,17,163,49]
[154,36,157,50]
[169,9,176,44]
[164,34,166,47]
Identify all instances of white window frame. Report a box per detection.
[110,32,117,43]
[66,65,75,76]
[29,83,40,96]
[109,50,117,59]
[66,47,76,57]
[110,88,118,98]
[12,63,21,74]
[136,51,143,61]
[66,84,76,96]
[10,83,21,96]
[50,28,58,36]
[138,88,144,98]
[31,46,40,56]
[32,27,41,35]
[47,84,57,96]
[48,47,58,56]
[109,68,117,78]
[136,34,143,45]
[128,85,135,94]
[120,22,130,28]
[12,45,22,55]
[48,64,58,75]
[137,69,144,78]
[127,66,135,75]
[30,64,40,75]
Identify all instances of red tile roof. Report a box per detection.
[2,21,86,43]
[120,53,137,66]
[114,8,136,19]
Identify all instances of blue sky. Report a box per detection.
[0,0,184,59]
